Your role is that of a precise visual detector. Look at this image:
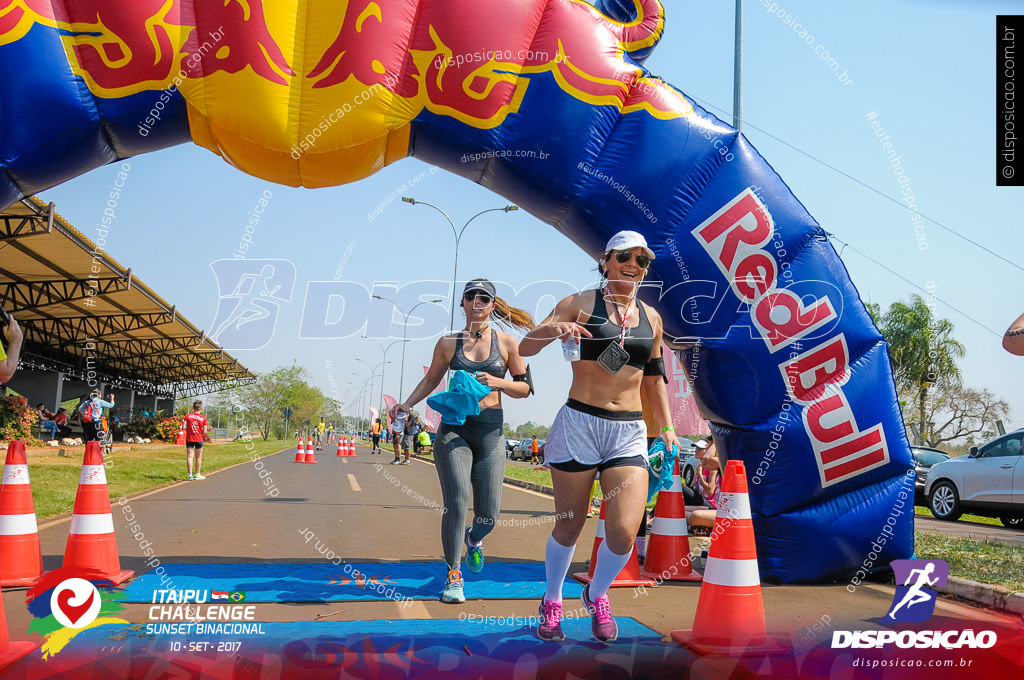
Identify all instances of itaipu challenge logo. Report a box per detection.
[24,567,129,659]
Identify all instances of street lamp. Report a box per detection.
[355,359,391,421]
[363,340,408,419]
[372,295,443,401]
[402,197,518,332]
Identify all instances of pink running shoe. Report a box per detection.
[537,600,565,641]
[580,584,618,642]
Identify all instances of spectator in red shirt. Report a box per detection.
[182,400,210,481]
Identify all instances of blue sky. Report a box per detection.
[39,0,1023,431]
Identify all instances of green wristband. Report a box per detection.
[661,426,675,433]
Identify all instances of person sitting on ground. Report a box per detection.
[686,437,721,529]
[54,407,72,439]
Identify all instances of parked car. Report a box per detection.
[911,446,950,505]
[510,439,544,462]
[505,439,520,457]
[925,430,1024,528]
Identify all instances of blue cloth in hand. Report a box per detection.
[426,370,493,425]
[646,438,679,503]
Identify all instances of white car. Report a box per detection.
[925,430,1024,528]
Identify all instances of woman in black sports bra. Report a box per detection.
[391,279,534,604]
[520,230,681,643]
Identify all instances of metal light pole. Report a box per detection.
[372,295,443,401]
[356,359,390,421]
[364,340,407,419]
[733,0,743,132]
[402,198,518,333]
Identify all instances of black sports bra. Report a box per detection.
[579,289,655,370]
[450,330,507,378]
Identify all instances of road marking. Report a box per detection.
[348,474,361,491]
[396,600,431,619]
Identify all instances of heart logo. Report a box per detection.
[50,578,101,629]
[56,588,95,625]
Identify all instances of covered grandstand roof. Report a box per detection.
[0,196,254,398]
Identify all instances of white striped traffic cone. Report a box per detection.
[672,460,787,655]
[62,442,134,584]
[0,441,44,587]
[641,456,701,582]
[303,437,317,464]
[0,588,34,671]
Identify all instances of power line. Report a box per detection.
[824,231,1002,338]
[688,95,1024,275]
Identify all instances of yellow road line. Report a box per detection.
[348,474,361,491]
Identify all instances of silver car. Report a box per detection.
[925,430,1024,528]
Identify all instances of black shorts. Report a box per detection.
[549,454,648,473]
[372,435,381,446]
[186,441,203,450]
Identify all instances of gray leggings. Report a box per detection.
[434,408,505,568]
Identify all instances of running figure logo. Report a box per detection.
[884,559,949,623]
[209,259,296,349]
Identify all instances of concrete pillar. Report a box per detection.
[5,369,63,410]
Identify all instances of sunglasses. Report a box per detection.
[463,292,493,304]
[613,250,651,269]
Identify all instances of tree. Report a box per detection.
[515,421,550,439]
[236,365,326,441]
[878,294,966,442]
[917,385,1009,448]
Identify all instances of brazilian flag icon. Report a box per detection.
[229,591,246,602]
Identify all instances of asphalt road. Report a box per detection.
[914,514,1024,547]
[8,442,1016,647]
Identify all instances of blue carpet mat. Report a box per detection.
[121,562,585,603]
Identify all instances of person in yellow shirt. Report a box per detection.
[0,310,23,383]
[371,418,383,454]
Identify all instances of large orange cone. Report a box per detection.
[0,589,34,672]
[303,437,317,464]
[336,439,345,457]
[0,441,44,586]
[641,456,701,582]
[62,442,134,585]
[672,460,788,656]
[573,500,655,587]
[294,438,305,463]
[346,436,357,457]
[174,419,186,445]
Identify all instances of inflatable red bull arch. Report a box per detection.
[0,0,913,583]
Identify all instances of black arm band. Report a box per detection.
[643,356,668,383]
[512,365,535,395]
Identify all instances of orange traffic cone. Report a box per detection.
[0,441,44,587]
[62,442,134,585]
[0,589,34,672]
[346,436,356,457]
[294,438,305,463]
[303,437,317,464]
[641,456,701,582]
[336,439,345,457]
[672,460,787,655]
[573,500,655,587]
[174,420,186,446]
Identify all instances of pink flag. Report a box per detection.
[383,395,397,426]
[369,407,379,425]
[421,367,445,433]
[663,343,710,436]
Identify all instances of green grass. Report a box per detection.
[915,530,1024,592]
[914,505,1003,527]
[26,439,288,519]
[501,462,553,488]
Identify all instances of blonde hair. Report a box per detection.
[493,295,536,331]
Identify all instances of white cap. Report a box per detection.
[694,439,709,449]
[605,230,655,260]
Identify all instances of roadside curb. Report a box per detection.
[941,576,1024,616]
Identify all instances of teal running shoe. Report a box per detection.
[441,569,465,604]
[464,526,484,574]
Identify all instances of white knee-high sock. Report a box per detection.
[590,541,632,600]
[544,534,576,603]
